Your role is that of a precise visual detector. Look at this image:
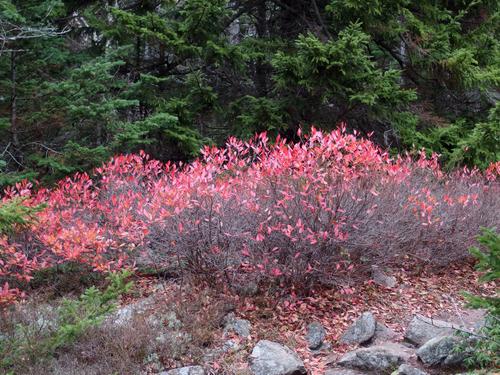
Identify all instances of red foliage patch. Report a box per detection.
[1,127,499,305]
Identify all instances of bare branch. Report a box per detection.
[22,142,62,155]
[4,150,25,168]
[0,19,71,43]
[1,142,11,157]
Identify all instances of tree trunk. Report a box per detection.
[255,1,269,96]
[10,51,19,148]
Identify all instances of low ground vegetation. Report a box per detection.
[1,260,495,374]
[0,270,132,373]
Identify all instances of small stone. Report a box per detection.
[235,282,259,297]
[404,315,454,346]
[160,366,205,375]
[224,313,252,338]
[392,364,428,375]
[249,340,307,375]
[371,266,398,288]
[222,339,241,353]
[306,322,327,350]
[324,369,366,375]
[340,312,376,345]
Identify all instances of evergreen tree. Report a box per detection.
[0,0,498,187]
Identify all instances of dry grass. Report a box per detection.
[0,276,243,375]
[50,315,160,375]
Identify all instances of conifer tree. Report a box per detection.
[0,0,498,186]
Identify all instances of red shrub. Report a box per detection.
[1,127,499,304]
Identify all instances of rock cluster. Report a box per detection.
[326,311,481,374]
[109,295,483,375]
[245,309,477,375]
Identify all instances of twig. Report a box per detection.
[445,293,467,328]
[0,20,71,42]
[22,142,62,155]
[4,150,24,168]
[1,142,11,157]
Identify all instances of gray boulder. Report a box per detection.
[338,343,412,372]
[340,312,376,345]
[223,313,252,338]
[249,340,307,375]
[160,366,205,375]
[392,364,428,375]
[306,322,327,350]
[404,315,454,346]
[416,335,464,367]
[373,322,398,344]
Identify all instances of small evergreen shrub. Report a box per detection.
[0,197,45,234]
[0,270,132,373]
[461,228,499,369]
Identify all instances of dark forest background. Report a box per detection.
[1,0,498,186]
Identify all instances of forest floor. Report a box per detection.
[2,262,497,375]
[124,263,497,375]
